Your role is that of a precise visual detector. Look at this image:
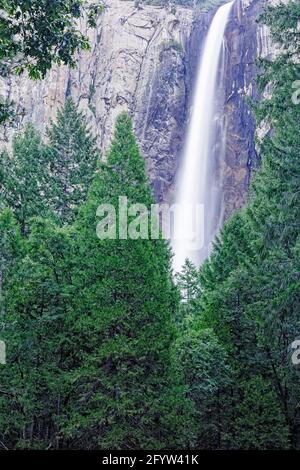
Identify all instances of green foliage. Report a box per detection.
[61,113,189,449]
[0,99,15,125]
[0,0,87,79]
[0,209,22,318]
[0,0,299,452]
[0,101,101,448]
[0,1,103,123]
[177,0,300,449]
[0,99,99,231]
[161,40,183,54]
[0,124,50,234]
[0,218,75,449]
[231,376,290,450]
[0,113,190,450]
[259,1,300,52]
[176,327,233,449]
[46,98,99,223]
[175,259,201,304]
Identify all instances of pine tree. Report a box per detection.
[46,98,99,223]
[0,216,75,449]
[175,327,233,449]
[0,101,100,231]
[0,124,50,234]
[175,259,201,303]
[178,0,300,449]
[61,113,190,449]
[0,209,22,319]
[231,376,290,450]
[0,113,192,450]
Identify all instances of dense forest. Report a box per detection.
[0,0,299,450]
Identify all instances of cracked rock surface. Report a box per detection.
[0,0,276,210]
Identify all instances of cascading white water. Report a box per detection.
[172,1,234,273]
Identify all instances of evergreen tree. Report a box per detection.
[175,259,201,303]
[231,376,290,450]
[0,0,299,452]
[0,104,100,447]
[176,327,233,449]
[183,0,300,449]
[0,209,22,319]
[0,125,50,234]
[46,98,99,223]
[0,217,76,449]
[0,101,100,230]
[0,113,191,450]
[61,113,190,449]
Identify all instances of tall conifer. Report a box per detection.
[47,98,99,223]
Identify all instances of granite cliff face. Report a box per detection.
[0,0,275,214]
[219,0,273,217]
[0,0,196,202]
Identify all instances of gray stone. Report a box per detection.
[0,0,277,218]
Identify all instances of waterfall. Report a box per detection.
[172,1,234,273]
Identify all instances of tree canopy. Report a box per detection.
[0,0,103,123]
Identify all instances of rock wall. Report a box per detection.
[220,0,269,217]
[219,0,277,217]
[0,0,275,213]
[0,0,196,202]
